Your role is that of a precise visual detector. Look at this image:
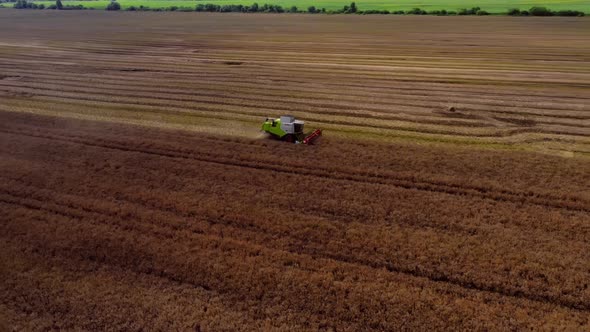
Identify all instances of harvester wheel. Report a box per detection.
[284,134,294,143]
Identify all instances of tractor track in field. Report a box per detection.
[2,127,587,213]
[2,187,589,313]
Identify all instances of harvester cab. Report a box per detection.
[261,115,322,144]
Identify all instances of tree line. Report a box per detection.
[8,0,587,16]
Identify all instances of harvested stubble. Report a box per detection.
[0,12,589,153]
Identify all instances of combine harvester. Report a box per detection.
[261,115,322,144]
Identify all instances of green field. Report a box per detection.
[24,0,590,12]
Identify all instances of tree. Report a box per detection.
[249,2,258,12]
[507,8,521,15]
[406,7,426,15]
[13,0,30,9]
[349,2,357,13]
[529,6,553,16]
[56,0,62,9]
[307,6,317,13]
[106,0,120,10]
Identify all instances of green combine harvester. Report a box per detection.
[261,115,322,144]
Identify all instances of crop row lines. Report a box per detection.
[6,69,589,116]
[3,85,589,140]
[2,181,588,312]
[3,127,587,212]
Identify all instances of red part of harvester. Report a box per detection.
[302,129,322,144]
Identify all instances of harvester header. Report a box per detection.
[261,115,322,144]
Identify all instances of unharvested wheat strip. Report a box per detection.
[3,125,587,212]
[4,183,590,316]
[10,166,588,251]
[0,110,267,150]
[2,127,584,212]
[3,113,588,195]
[3,109,590,316]
[2,124,588,244]
[3,166,590,316]
[3,197,590,322]
[3,151,589,258]
[3,152,588,250]
[0,232,298,331]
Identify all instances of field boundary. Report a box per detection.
[4,1,589,15]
